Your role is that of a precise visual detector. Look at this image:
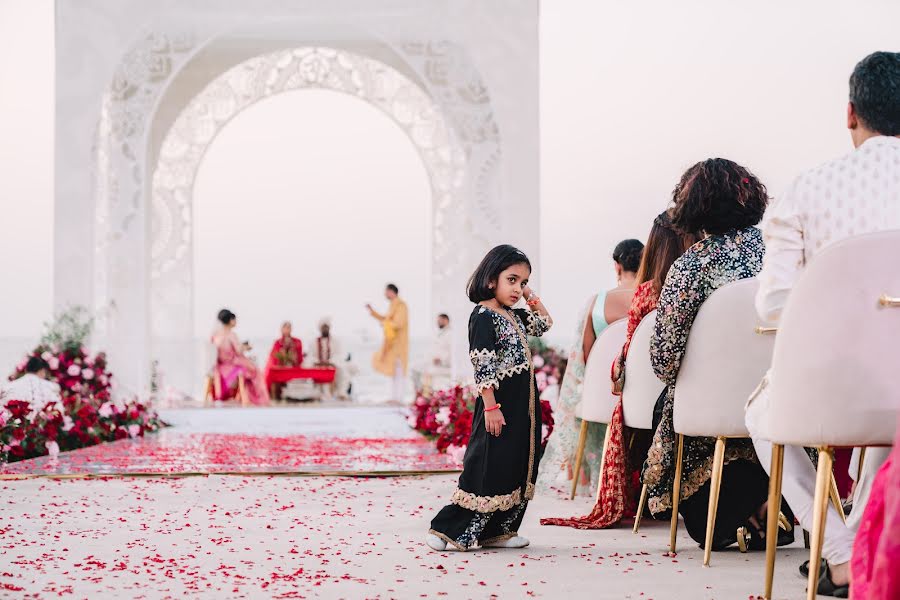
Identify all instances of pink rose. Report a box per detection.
[67,364,81,377]
[41,351,53,361]
[127,424,141,438]
[82,368,95,380]
[46,440,60,459]
[48,357,60,370]
[98,402,113,418]
[533,355,545,368]
[62,416,74,431]
[447,444,466,464]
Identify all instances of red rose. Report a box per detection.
[5,400,31,419]
[9,445,25,458]
[12,427,27,441]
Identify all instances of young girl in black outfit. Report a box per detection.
[427,245,553,551]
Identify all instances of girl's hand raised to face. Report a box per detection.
[485,408,506,436]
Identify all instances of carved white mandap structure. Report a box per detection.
[54,0,539,396]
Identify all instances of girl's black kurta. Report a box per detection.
[429,305,551,550]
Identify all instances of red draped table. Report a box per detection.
[268,366,336,384]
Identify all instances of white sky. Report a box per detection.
[1,0,899,349]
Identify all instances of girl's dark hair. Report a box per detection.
[612,239,644,273]
[386,283,399,294]
[217,309,236,325]
[636,210,699,295]
[670,158,769,235]
[467,244,532,303]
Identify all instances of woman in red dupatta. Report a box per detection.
[543,210,696,529]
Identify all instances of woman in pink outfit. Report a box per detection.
[850,414,900,599]
[211,309,270,406]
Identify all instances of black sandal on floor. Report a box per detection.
[813,564,849,598]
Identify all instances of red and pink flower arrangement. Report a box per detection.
[0,308,166,464]
[408,343,566,464]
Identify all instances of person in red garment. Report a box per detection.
[264,321,304,400]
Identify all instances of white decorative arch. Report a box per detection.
[150,47,480,393]
[54,1,540,396]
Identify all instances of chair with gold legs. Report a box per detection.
[203,370,249,406]
[620,310,665,533]
[754,231,900,600]
[569,318,627,500]
[666,278,775,563]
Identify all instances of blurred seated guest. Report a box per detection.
[265,321,304,399]
[641,158,783,551]
[542,210,698,527]
[747,51,900,595]
[315,317,353,400]
[537,239,643,496]
[211,309,269,405]
[2,356,61,410]
[582,239,643,361]
[411,313,453,391]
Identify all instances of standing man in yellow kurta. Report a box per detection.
[367,283,409,403]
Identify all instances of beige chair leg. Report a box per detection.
[703,436,727,567]
[669,434,685,554]
[570,420,589,500]
[829,471,847,525]
[202,375,213,407]
[238,374,249,407]
[595,424,613,504]
[763,443,784,599]
[633,483,649,534]
[807,447,833,600]
[857,447,867,484]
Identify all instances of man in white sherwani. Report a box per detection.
[746,51,900,596]
[2,357,62,410]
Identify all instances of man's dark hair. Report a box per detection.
[612,239,644,273]
[849,51,900,136]
[467,245,532,303]
[386,283,399,294]
[438,313,450,320]
[25,356,49,374]
[671,158,769,235]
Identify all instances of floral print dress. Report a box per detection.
[536,295,605,496]
[429,305,551,550]
[642,227,764,515]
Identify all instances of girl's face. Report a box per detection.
[492,263,531,307]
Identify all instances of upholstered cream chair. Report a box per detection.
[669,278,775,564]
[571,318,628,500]
[758,231,900,600]
[621,310,665,533]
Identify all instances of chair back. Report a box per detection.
[622,310,664,430]
[579,318,628,423]
[765,230,900,447]
[673,278,774,437]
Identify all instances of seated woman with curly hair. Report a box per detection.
[641,158,794,552]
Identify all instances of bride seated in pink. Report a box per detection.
[210,309,270,405]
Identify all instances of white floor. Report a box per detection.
[0,472,813,599]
